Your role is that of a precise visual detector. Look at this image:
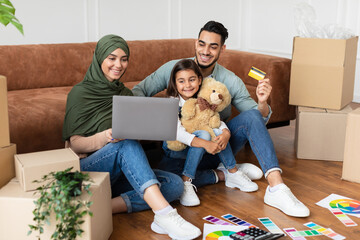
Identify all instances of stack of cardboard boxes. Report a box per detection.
[0,148,113,240]
[289,36,360,183]
[0,75,113,239]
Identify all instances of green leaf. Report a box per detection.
[0,0,23,34]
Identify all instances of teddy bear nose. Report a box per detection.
[218,94,223,99]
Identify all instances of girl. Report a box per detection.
[162,59,259,207]
[62,35,201,240]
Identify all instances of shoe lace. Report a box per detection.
[236,170,252,183]
[169,210,187,226]
[185,179,198,192]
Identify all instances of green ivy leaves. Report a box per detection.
[28,168,93,240]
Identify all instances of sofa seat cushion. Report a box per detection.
[8,87,72,153]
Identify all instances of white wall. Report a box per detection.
[1,0,360,102]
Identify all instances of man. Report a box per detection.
[132,21,310,218]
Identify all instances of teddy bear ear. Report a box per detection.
[202,77,215,86]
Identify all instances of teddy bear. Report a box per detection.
[167,77,231,151]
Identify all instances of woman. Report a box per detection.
[62,34,201,240]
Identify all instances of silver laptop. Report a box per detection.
[112,96,179,141]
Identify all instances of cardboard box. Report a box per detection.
[0,75,10,148]
[295,105,357,161]
[289,36,358,110]
[0,144,16,188]
[342,108,360,183]
[15,148,80,191]
[0,172,113,240]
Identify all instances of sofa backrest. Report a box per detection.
[0,39,196,91]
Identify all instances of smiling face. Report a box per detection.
[101,48,128,82]
[175,69,202,100]
[195,30,225,70]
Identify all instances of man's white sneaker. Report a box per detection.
[217,163,263,180]
[180,180,200,207]
[225,169,258,192]
[264,184,310,217]
[151,208,202,240]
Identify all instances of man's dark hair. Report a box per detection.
[198,21,228,45]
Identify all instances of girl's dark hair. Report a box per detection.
[166,59,203,98]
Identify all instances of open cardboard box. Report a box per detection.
[0,171,113,240]
[15,148,80,191]
[290,36,358,110]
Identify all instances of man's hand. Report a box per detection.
[256,78,271,117]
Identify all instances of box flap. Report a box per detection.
[292,37,349,67]
[298,106,326,113]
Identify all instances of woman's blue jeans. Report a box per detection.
[80,139,183,213]
[158,109,280,187]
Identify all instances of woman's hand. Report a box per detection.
[213,129,231,150]
[105,129,123,143]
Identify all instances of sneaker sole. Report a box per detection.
[151,222,201,240]
[225,182,258,192]
[264,199,310,218]
[180,200,200,207]
[180,202,200,207]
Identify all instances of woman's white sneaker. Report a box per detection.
[264,184,310,217]
[225,169,258,192]
[180,179,200,206]
[151,208,201,240]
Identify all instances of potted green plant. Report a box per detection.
[0,0,23,34]
[28,167,93,240]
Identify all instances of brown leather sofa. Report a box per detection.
[0,39,295,154]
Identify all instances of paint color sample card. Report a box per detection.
[258,217,284,234]
[221,214,257,228]
[203,215,234,225]
[288,230,322,237]
[304,222,345,240]
[316,193,360,218]
[330,208,357,227]
[203,223,248,240]
[283,228,307,240]
[248,66,266,81]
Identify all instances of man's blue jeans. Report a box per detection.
[158,109,281,187]
[80,139,183,213]
[162,129,237,179]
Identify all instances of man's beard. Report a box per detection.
[195,53,219,69]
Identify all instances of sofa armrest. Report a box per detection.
[218,49,296,124]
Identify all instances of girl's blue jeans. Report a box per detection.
[159,109,280,187]
[80,139,183,213]
[162,129,237,179]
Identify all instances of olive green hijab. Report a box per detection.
[62,34,133,141]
